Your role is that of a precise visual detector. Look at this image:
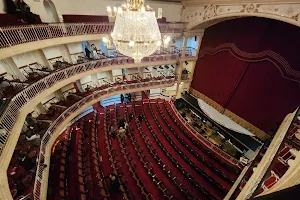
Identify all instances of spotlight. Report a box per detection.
[171,65,174,68]
[164,65,169,69]
[145,67,149,71]
[159,65,163,70]
[195,36,197,41]
[185,61,188,65]
[153,67,157,70]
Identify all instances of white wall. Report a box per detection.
[97,72,107,79]
[67,42,83,54]
[43,46,62,59]
[0,61,8,75]
[12,51,43,68]
[61,83,75,93]
[0,0,182,22]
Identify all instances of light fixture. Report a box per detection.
[185,61,188,65]
[103,0,170,63]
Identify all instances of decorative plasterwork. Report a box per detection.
[182,3,300,30]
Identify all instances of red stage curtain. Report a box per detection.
[226,61,300,132]
[192,17,300,133]
[192,51,248,107]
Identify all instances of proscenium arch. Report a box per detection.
[35,81,175,199]
[184,7,300,31]
[43,0,60,23]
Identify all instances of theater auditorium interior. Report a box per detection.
[0,0,300,200]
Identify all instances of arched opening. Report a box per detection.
[43,0,60,23]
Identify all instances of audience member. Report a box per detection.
[85,44,91,59]
[127,93,132,102]
[5,0,18,14]
[129,113,134,121]
[120,94,124,103]
[91,44,98,58]
[138,114,144,122]
[118,127,126,142]
[124,122,128,130]
[119,118,126,128]
[105,173,120,194]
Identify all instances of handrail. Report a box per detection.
[168,102,240,166]
[33,78,176,200]
[0,22,185,49]
[0,53,179,157]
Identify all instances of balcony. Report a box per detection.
[0,22,185,52]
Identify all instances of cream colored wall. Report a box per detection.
[12,51,42,67]
[97,72,107,79]
[0,61,8,75]
[0,0,182,22]
[67,42,82,54]
[61,83,75,93]
[42,46,62,59]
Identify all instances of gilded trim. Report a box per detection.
[190,88,225,113]
[190,87,270,140]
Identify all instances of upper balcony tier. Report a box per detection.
[0,22,186,60]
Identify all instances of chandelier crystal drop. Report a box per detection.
[104,0,169,63]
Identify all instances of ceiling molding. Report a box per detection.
[182,0,300,6]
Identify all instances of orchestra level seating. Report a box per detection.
[48,99,243,200]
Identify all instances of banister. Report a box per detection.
[0,53,179,164]
[0,22,185,49]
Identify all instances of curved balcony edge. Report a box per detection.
[33,79,176,200]
[0,55,179,174]
[0,22,185,60]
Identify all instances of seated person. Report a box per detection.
[118,127,126,139]
[105,173,120,193]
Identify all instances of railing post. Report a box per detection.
[0,28,11,47]
[31,25,39,41]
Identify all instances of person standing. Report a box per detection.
[120,94,124,103]
[85,44,91,59]
[127,93,132,102]
[91,44,98,59]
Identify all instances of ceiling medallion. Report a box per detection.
[103,0,171,63]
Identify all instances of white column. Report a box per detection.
[91,74,99,86]
[54,89,66,101]
[106,70,113,82]
[175,61,184,98]
[75,80,84,92]
[59,44,72,63]
[195,34,204,58]
[37,49,53,70]
[3,58,27,81]
[36,102,46,114]
[182,36,188,58]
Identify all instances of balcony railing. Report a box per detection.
[33,78,176,200]
[0,53,178,159]
[169,102,240,167]
[0,22,185,49]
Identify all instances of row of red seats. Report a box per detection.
[163,100,241,174]
[156,100,237,183]
[142,101,223,200]
[129,103,200,199]
[120,104,175,199]
[150,101,232,192]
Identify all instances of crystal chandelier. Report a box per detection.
[103,0,170,63]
